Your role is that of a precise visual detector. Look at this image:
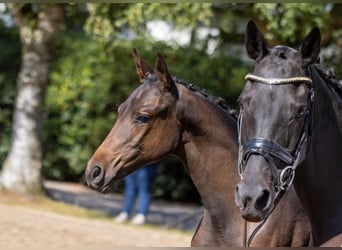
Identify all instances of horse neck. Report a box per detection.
[295,67,342,244]
[174,83,240,223]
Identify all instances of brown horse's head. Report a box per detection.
[86,49,180,193]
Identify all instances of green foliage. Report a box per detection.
[45,33,121,180]
[253,3,331,45]
[0,22,21,166]
[85,3,214,41]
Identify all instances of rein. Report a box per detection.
[238,70,315,247]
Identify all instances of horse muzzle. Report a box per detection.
[235,180,273,222]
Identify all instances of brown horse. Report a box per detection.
[86,49,311,246]
[235,20,342,246]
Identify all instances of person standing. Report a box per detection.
[115,162,159,225]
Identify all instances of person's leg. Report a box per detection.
[136,164,158,215]
[123,172,138,215]
[115,172,139,222]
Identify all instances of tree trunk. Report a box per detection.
[0,4,64,194]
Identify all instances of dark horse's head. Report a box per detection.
[86,49,180,193]
[235,20,320,222]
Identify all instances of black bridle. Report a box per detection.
[237,70,315,247]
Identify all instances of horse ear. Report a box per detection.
[245,20,269,61]
[154,52,174,91]
[132,48,154,84]
[298,27,321,66]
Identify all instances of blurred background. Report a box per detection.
[0,3,341,203]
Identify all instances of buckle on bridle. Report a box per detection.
[279,166,295,191]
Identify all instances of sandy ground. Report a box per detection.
[0,203,192,247]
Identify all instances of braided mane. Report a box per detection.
[144,72,237,120]
[313,64,342,97]
[172,77,237,120]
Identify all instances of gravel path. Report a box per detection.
[0,203,192,247]
[0,181,201,247]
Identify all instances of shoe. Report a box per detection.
[114,212,128,223]
[131,213,146,225]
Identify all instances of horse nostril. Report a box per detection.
[255,189,270,211]
[92,166,102,178]
[90,165,104,187]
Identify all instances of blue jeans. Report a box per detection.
[123,163,158,216]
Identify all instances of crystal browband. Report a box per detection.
[245,73,313,85]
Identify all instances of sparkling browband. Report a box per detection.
[245,73,313,85]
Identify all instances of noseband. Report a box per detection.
[238,73,314,192]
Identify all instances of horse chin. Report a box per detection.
[99,184,114,194]
[240,206,271,223]
[98,177,120,194]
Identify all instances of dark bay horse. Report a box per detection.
[86,49,311,246]
[235,20,342,246]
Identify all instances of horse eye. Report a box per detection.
[136,114,150,124]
